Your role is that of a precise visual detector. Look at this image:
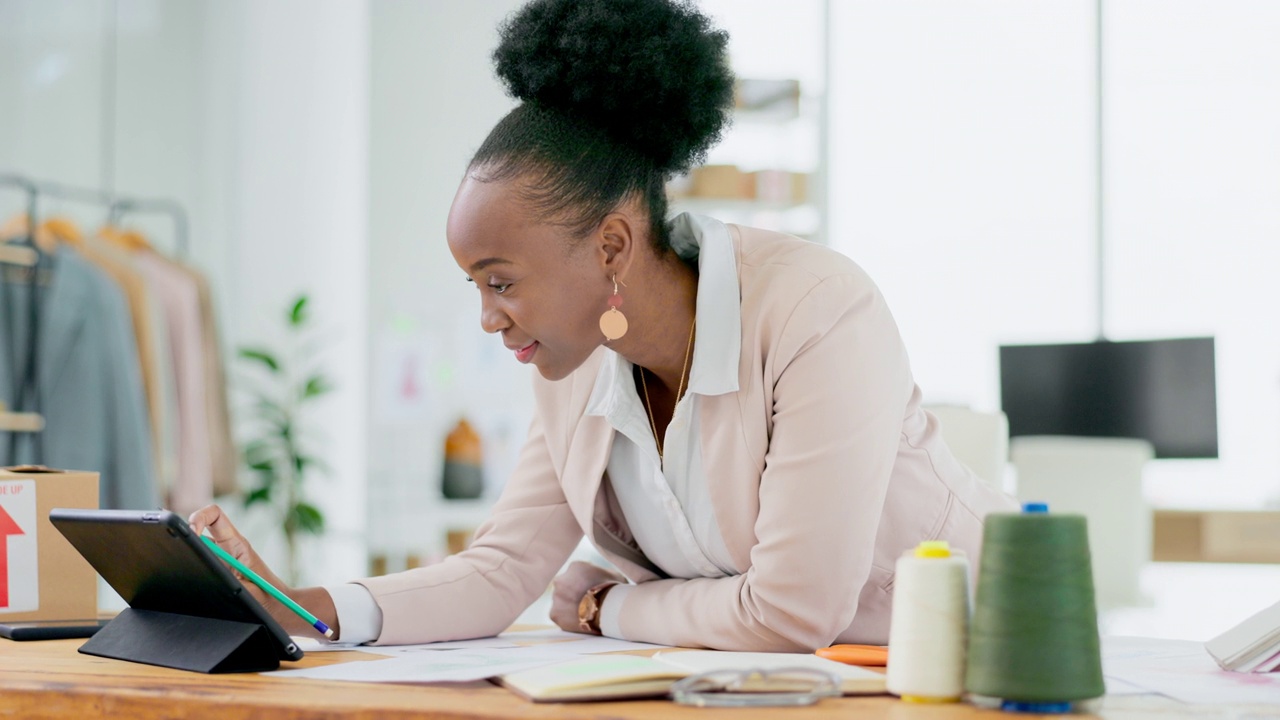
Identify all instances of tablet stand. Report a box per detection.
[79,608,281,673]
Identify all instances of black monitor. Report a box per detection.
[999,337,1218,459]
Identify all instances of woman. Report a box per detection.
[193,0,1017,652]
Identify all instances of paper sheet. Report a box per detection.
[271,647,573,683]
[292,637,369,653]
[275,629,672,683]
[360,628,669,658]
[1102,636,1280,704]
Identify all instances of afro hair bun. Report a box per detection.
[493,0,735,176]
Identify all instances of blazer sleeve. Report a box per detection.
[98,270,159,510]
[357,411,584,645]
[610,272,912,651]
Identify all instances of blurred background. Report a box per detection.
[2,0,1278,640]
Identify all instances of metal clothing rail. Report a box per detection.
[0,172,190,257]
[0,172,191,441]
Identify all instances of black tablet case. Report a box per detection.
[0,620,107,641]
[49,509,303,673]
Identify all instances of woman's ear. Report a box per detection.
[597,211,637,281]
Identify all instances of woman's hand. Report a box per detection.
[187,504,337,638]
[549,561,626,634]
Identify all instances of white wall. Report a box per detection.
[366,0,528,561]
[829,0,1280,509]
[1103,0,1280,507]
[0,0,371,586]
[0,0,110,190]
[829,0,1098,409]
[205,0,371,584]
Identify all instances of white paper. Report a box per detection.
[500,627,672,655]
[292,637,370,653]
[1103,636,1280,704]
[1103,676,1153,696]
[270,647,572,683]
[359,636,521,656]
[361,628,670,658]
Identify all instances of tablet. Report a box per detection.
[48,508,302,662]
[0,619,109,641]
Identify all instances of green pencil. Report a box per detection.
[201,535,335,639]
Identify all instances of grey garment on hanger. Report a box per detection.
[0,247,158,510]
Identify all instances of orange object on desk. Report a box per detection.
[816,644,889,667]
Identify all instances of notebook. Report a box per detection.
[1206,598,1280,672]
[498,650,887,702]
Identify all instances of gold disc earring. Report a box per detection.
[599,275,628,341]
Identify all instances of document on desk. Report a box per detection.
[271,630,675,683]
[1102,636,1280,704]
[271,647,574,683]
[359,628,670,658]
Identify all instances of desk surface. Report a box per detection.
[0,638,1273,720]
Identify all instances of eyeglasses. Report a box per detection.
[670,667,842,707]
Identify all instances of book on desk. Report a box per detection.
[498,650,887,702]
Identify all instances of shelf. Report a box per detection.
[671,198,816,213]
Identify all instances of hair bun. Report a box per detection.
[493,0,734,175]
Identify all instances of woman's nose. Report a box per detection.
[479,296,510,335]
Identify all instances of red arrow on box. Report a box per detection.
[0,505,24,608]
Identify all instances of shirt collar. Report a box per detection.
[586,213,741,417]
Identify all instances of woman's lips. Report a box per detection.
[514,341,539,363]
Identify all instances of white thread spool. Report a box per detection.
[886,540,970,703]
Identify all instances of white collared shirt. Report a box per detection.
[329,214,743,644]
[583,214,746,636]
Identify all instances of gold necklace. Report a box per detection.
[639,316,696,459]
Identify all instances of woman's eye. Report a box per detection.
[488,282,510,294]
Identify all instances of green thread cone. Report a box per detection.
[965,512,1105,702]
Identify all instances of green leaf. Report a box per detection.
[294,454,332,476]
[248,459,275,473]
[244,487,272,506]
[252,397,289,423]
[290,502,325,535]
[300,374,334,400]
[289,296,309,327]
[241,439,274,464]
[239,348,280,373]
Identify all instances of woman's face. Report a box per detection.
[446,175,611,381]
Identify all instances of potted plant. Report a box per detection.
[237,294,333,586]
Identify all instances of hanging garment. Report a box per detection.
[130,249,214,516]
[188,267,236,498]
[151,253,236,498]
[42,219,168,488]
[0,247,157,509]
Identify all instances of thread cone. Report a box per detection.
[965,512,1105,702]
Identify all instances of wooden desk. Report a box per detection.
[0,638,1270,720]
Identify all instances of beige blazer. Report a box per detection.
[360,223,1019,650]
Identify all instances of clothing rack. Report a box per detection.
[0,175,38,267]
[0,174,46,437]
[0,173,189,257]
[0,172,190,438]
[109,197,190,257]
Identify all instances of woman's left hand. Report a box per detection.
[550,561,626,634]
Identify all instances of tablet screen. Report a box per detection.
[49,508,302,661]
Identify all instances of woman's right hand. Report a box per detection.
[187,504,313,635]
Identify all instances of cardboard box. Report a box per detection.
[751,170,810,205]
[1153,509,1280,564]
[0,466,99,621]
[689,165,755,200]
